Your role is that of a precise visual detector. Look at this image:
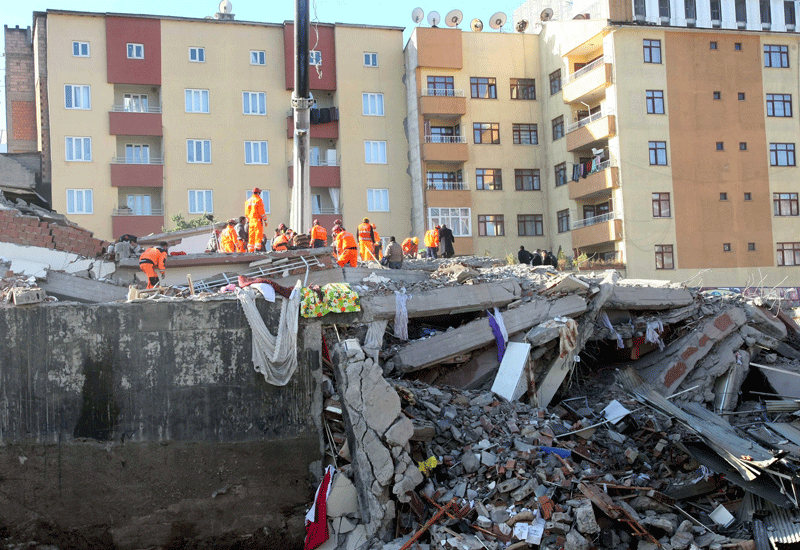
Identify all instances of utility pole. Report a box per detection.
[290,0,312,234]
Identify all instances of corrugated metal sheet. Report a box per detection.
[764,500,800,548]
[768,423,800,448]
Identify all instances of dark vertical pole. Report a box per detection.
[290,0,312,234]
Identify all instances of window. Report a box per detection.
[748,242,756,251]
[244,141,269,164]
[513,124,538,145]
[723,243,732,252]
[710,41,718,50]
[364,52,378,67]
[365,141,387,163]
[515,169,540,191]
[557,209,570,233]
[765,45,789,67]
[711,0,722,19]
[126,194,152,215]
[64,84,90,109]
[428,126,459,142]
[745,192,752,200]
[720,192,728,200]
[188,190,213,214]
[65,137,91,162]
[652,193,671,217]
[518,214,543,236]
[427,171,463,190]
[242,91,266,115]
[713,91,721,99]
[767,94,792,117]
[659,0,671,17]
[470,77,497,99]
[777,242,800,265]
[189,47,205,62]
[185,89,209,113]
[478,215,504,236]
[770,143,796,165]
[685,0,697,20]
[67,189,93,214]
[127,43,144,59]
[428,207,471,237]
[187,139,211,163]
[646,90,665,114]
[761,0,772,24]
[655,244,674,269]
[250,50,266,65]
[367,188,389,212]
[473,123,500,144]
[643,39,662,63]
[774,192,799,215]
[124,93,148,113]
[510,78,536,100]
[125,144,149,164]
[310,50,322,65]
[786,0,797,25]
[739,92,746,100]
[476,169,502,190]
[716,142,724,151]
[72,41,90,57]
[736,0,748,21]
[362,93,385,116]
[550,70,562,95]
[427,76,455,96]
[649,141,668,165]
[555,162,567,186]
[735,42,742,50]
[552,116,564,140]
[740,142,748,150]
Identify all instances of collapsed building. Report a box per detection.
[2,201,800,549]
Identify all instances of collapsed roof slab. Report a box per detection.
[604,285,694,310]
[39,270,128,303]
[393,294,588,374]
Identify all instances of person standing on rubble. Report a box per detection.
[245,187,268,252]
[357,217,376,261]
[424,226,440,259]
[139,242,168,289]
[439,224,455,258]
[332,225,358,267]
[219,219,237,253]
[309,219,327,248]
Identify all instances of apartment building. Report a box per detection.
[5,10,409,242]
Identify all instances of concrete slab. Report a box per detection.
[40,271,129,303]
[605,286,694,310]
[435,348,499,390]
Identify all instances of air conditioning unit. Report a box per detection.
[711,18,721,27]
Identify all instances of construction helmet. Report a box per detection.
[253,187,261,194]
[363,217,369,223]
[413,237,418,244]
[313,219,319,225]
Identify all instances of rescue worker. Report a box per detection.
[384,236,403,269]
[272,228,290,251]
[139,242,168,289]
[310,219,327,248]
[424,226,440,259]
[220,219,237,253]
[235,237,246,253]
[402,236,419,258]
[371,223,383,260]
[357,217,376,261]
[333,225,358,268]
[245,187,268,252]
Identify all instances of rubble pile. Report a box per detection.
[1,269,53,305]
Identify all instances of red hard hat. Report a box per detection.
[313,219,319,225]
[253,187,261,194]
[334,219,342,225]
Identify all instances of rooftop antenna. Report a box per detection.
[427,11,441,27]
[470,18,484,31]
[446,9,464,27]
[490,11,507,30]
[540,7,554,20]
[411,7,425,24]
[215,0,234,19]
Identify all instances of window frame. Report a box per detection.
[244,141,269,165]
[188,189,213,214]
[364,141,387,164]
[185,89,210,113]
[643,39,662,64]
[770,142,796,166]
[549,69,562,95]
[126,194,153,216]
[242,91,267,116]
[189,47,206,63]
[473,123,500,144]
[778,242,800,265]
[475,168,503,191]
[555,162,567,187]
[652,192,671,217]
[310,50,322,66]
[250,50,266,65]
[552,116,565,140]
[427,76,455,96]
[367,188,390,212]
[764,44,789,67]
[470,77,497,99]
[66,189,93,215]
[127,43,144,59]
[364,52,378,67]
[65,136,92,162]
[124,93,149,113]
[649,141,668,165]
[646,90,665,114]
[510,78,536,100]
[766,93,792,117]
[362,93,385,116]
[518,214,543,236]
[72,41,90,57]
[515,168,540,191]
[557,209,570,233]
[428,207,472,237]
[186,139,212,164]
[64,84,91,110]
[773,192,799,216]
[125,143,150,164]
[513,123,538,145]
[655,244,675,269]
[477,214,505,237]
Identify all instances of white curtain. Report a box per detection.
[328,188,340,214]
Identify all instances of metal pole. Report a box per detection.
[291,0,312,235]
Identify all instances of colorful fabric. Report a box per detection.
[300,283,361,318]
[304,465,335,550]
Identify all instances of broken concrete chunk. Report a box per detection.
[326,474,359,518]
[575,502,600,535]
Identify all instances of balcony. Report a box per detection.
[562,58,613,104]
[571,211,623,249]
[110,158,164,188]
[112,207,164,239]
[422,134,468,162]
[419,89,467,117]
[286,108,339,139]
[287,160,341,188]
[566,109,616,152]
[568,161,619,200]
[109,105,163,136]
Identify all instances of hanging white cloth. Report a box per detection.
[600,311,624,349]
[327,188,340,213]
[645,319,665,350]
[364,319,389,351]
[251,282,276,302]
[394,290,412,341]
[236,281,302,386]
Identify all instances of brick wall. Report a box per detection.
[33,15,50,188]
[11,101,36,140]
[4,26,36,154]
[0,208,111,257]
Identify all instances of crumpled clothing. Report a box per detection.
[251,282,276,302]
[601,311,624,349]
[238,275,293,299]
[304,465,335,550]
[300,283,361,318]
[645,319,665,350]
[488,314,506,362]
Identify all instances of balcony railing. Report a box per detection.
[312,207,341,215]
[110,104,162,113]
[113,207,164,216]
[574,159,613,176]
[566,107,616,134]
[572,210,620,230]
[426,181,469,190]
[112,156,164,165]
[563,57,608,86]
[424,135,467,144]
[288,158,340,167]
[420,89,465,97]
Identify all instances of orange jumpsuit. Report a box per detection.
[310,224,327,248]
[402,238,418,257]
[357,222,376,261]
[424,229,440,259]
[334,231,358,267]
[220,225,237,253]
[245,194,267,252]
[372,225,383,260]
[138,247,167,288]
[272,233,289,251]
[235,239,246,253]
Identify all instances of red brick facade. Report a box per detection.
[11,101,36,141]
[0,209,111,258]
[4,26,37,153]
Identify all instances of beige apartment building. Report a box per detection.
[5,10,409,243]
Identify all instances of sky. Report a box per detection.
[0,0,526,143]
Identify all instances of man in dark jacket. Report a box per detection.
[531,249,543,266]
[439,224,455,258]
[546,251,558,268]
[518,246,533,265]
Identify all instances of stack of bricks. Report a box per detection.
[0,208,110,258]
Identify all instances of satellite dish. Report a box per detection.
[540,7,554,20]
[446,9,464,27]
[515,18,529,31]
[470,18,484,31]
[219,0,232,14]
[427,11,441,26]
[412,7,425,24]
[490,12,507,29]
[573,13,585,19]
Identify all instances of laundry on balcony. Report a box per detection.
[309,107,338,125]
[572,158,609,182]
